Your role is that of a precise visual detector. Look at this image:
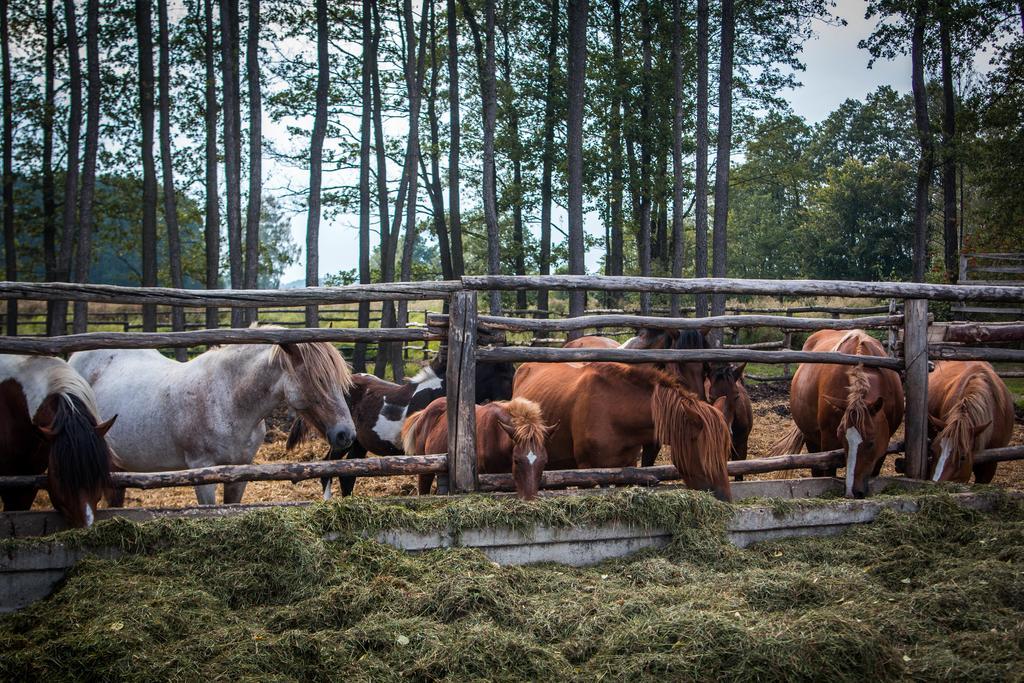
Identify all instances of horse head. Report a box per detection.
[478,361,515,403]
[274,342,356,454]
[37,394,116,528]
[496,398,550,501]
[707,363,745,411]
[835,367,889,498]
[927,409,992,484]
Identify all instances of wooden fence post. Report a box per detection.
[446,290,478,493]
[903,298,929,480]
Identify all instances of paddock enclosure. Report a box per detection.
[1,276,1023,678]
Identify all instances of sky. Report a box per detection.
[273,0,914,286]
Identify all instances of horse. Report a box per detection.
[927,360,1014,483]
[402,396,550,500]
[69,329,356,506]
[769,329,904,498]
[302,351,516,498]
[0,355,116,527]
[513,360,733,501]
[707,363,753,480]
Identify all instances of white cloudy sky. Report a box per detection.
[271,0,914,285]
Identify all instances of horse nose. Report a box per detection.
[329,425,355,451]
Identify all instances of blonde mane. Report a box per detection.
[836,364,873,436]
[651,378,732,487]
[500,397,550,452]
[261,324,354,400]
[937,373,995,466]
[48,362,102,419]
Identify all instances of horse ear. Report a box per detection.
[972,420,992,437]
[94,415,117,437]
[496,414,516,440]
[928,413,946,432]
[279,343,302,361]
[733,363,746,379]
[868,396,885,415]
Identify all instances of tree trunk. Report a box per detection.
[203,0,220,329]
[43,0,57,332]
[446,0,464,276]
[637,0,652,314]
[1,0,14,336]
[243,0,261,313]
[608,0,623,300]
[499,20,526,310]
[710,0,734,324]
[426,0,452,281]
[72,0,99,334]
[566,0,587,326]
[537,0,558,320]
[220,0,243,327]
[158,0,185,359]
[694,0,709,317]
[939,4,956,283]
[671,0,684,315]
[137,0,158,333]
[911,0,932,283]
[354,0,372,373]
[52,0,81,337]
[305,0,328,328]
[482,0,500,315]
[371,0,395,379]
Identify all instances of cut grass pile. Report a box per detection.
[1,488,1022,681]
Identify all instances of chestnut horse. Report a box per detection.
[927,361,1014,483]
[770,329,903,498]
[707,363,753,479]
[0,355,116,527]
[402,396,550,500]
[514,361,732,501]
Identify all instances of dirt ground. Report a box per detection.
[30,382,1024,511]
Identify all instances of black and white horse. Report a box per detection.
[289,351,515,497]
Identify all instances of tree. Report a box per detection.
[220,0,243,326]
[566,0,586,323]
[203,0,220,329]
[938,0,956,281]
[136,0,157,333]
[711,0,735,323]
[447,0,464,276]
[694,0,709,316]
[910,0,932,282]
[244,0,261,313]
[354,0,372,373]
[1,0,14,335]
[72,0,99,334]
[537,0,560,318]
[670,0,684,315]
[637,0,652,314]
[305,0,328,328]
[482,0,500,314]
[42,0,57,331]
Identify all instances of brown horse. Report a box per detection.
[770,329,904,498]
[402,397,550,500]
[707,363,753,479]
[514,361,732,501]
[0,355,116,527]
[927,361,1014,483]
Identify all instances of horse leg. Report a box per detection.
[223,482,248,505]
[105,486,126,508]
[418,473,435,495]
[194,484,217,506]
[640,443,659,467]
[806,437,835,478]
[339,442,367,497]
[320,445,348,501]
[973,461,997,485]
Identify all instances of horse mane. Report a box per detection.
[46,361,102,420]
[499,397,549,451]
[836,364,873,437]
[262,324,355,398]
[937,373,995,462]
[47,392,113,514]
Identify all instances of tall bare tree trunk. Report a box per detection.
[694,0,709,317]
[637,0,652,314]
[243,0,261,315]
[203,0,220,329]
[137,0,158,333]
[52,0,81,337]
[499,21,526,310]
[710,0,734,325]
[305,0,328,328]
[72,0,99,334]
[566,0,586,327]
[158,0,185,358]
[670,0,684,315]
[425,1,452,281]
[482,0,500,314]
[446,0,464,276]
[371,0,395,379]
[537,0,558,319]
[911,0,932,283]
[939,3,956,283]
[354,0,373,373]
[220,0,243,327]
[1,0,14,336]
[43,0,58,331]
[608,0,623,304]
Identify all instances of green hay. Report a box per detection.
[1,490,1023,681]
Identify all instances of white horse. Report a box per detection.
[70,334,356,506]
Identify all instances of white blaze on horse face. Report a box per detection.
[933,438,953,482]
[411,367,443,396]
[372,400,409,448]
[525,451,538,465]
[84,502,95,528]
[844,427,862,498]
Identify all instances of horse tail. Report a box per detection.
[286,417,311,451]
[401,409,428,455]
[47,394,113,524]
[651,381,732,502]
[767,423,805,458]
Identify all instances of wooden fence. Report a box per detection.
[0,276,1021,499]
